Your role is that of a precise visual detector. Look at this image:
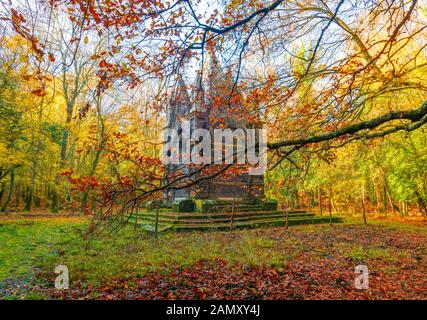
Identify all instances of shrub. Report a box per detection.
[262,199,278,211]
[172,199,195,213]
[195,199,218,212]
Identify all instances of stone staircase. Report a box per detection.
[129,201,341,232]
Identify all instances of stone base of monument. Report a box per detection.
[129,199,342,232]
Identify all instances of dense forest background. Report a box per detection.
[0,1,426,217]
[1,35,425,216]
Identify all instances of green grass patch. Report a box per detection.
[340,216,427,235]
[0,222,294,288]
[0,217,87,282]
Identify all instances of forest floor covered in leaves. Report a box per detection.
[0,214,425,300]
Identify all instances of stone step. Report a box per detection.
[138,224,174,232]
[130,215,314,225]
[130,214,340,227]
[128,208,342,232]
[131,212,315,224]
[176,216,341,229]
[144,216,342,231]
[132,210,312,220]
[200,205,264,213]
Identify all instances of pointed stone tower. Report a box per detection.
[163,74,192,200]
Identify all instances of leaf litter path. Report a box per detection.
[49,223,426,300]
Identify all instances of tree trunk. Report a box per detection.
[284,209,289,231]
[1,169,15,213]
[24,186,33,212]
[414,190,427,216]
[154,201,160,240]
[81,145,103,213]
[81,99,105,213]
[230,198,235,231]
[51,190,59,213]
[26,96,44,212]
[0,182,6,205]
[372,177,381,211]
[15,183,20,207]
[328,188,333,226]
[331,197,338,214]
[385,182,397,214]
[52,102,74,214]
[361,185,367,225]
[318,187,323,216]
[382,183,387,213]
[400,201,408,215]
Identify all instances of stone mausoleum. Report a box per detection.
[163,55,265,207]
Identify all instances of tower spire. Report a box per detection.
[167,73,191,128]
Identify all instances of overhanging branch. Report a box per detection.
[268,100,427,150]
